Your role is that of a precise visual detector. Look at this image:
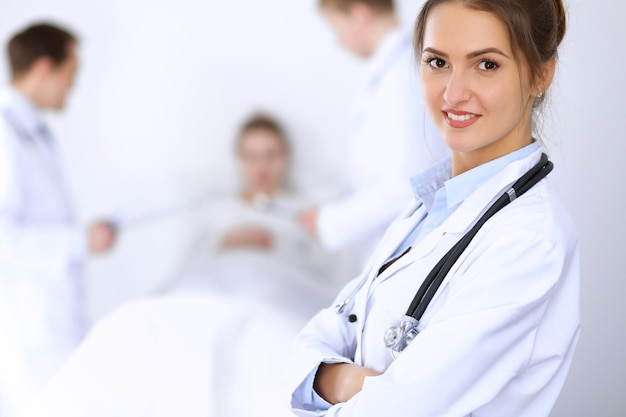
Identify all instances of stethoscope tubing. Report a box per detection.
[381,154,553,357]
[404,153,553,322]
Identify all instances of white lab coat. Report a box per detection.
[289,149,580,417]
[0,88,85,416]
[317,27,448,255]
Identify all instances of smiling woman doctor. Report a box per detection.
[288,1,580,416]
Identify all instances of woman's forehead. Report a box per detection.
[422,3,513,57]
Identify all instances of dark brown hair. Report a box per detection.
[414,0,566,96]
[236,112,290,155]
[318,0,395,14]
[7,22,77,77]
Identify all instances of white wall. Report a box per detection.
[1,0,624,415]
[547,1,626,415]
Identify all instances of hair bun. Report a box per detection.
[553,0,567,46]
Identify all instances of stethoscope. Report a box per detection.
[335,153,553,358]
[3,109,38,143]
[2,108,65,185]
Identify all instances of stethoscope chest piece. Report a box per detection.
[384,315,419,358]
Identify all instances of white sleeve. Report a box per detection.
[317,181,410,252]
[292,223,579,417]
[317,55,448,251]
[288,277,364,415]
[0,123,85,283]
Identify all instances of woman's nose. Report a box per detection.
[443,70,472,106]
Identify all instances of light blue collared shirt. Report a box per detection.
[388,142,540,259]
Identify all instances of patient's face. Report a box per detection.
[238,129,288,194]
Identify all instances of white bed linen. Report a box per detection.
[20,292,307,417]
[19,191,342,417]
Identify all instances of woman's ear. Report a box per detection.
[533,56,557,96]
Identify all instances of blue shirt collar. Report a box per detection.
[411,142,541,211]
[410,158,451,211]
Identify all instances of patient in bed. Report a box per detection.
[18,113,340,417]
[167,112,336,316]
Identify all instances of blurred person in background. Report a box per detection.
[299,0,448,264]
[0,22,116,416]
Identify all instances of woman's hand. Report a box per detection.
[313,363,382,405]
[219,226,273,250]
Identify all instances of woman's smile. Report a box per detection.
[443,110,481,128]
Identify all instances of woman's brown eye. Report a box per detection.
[428,58,447,69]
[478,60,499,71]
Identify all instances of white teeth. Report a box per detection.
[447,112,476,122]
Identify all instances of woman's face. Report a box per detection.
[238,129,288,194]
[420,2,538,174]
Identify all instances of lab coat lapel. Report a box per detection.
[358,199,423,276]
[372,149,544,285]
[15,122,67,185]
[4,95,61,180]
[371,223,450,288]
[352,200,423,358]
[443,149,543,233]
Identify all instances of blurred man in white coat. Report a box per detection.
[299,0,448,263]
[0,22,116,416]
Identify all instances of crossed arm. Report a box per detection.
[313,363,382,405]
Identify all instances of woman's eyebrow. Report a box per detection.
[422,46,511,60]
[423,47,448,57]
[467,47,511,59]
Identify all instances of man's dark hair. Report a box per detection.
[7,22,77,77]
[319,0,395,13]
